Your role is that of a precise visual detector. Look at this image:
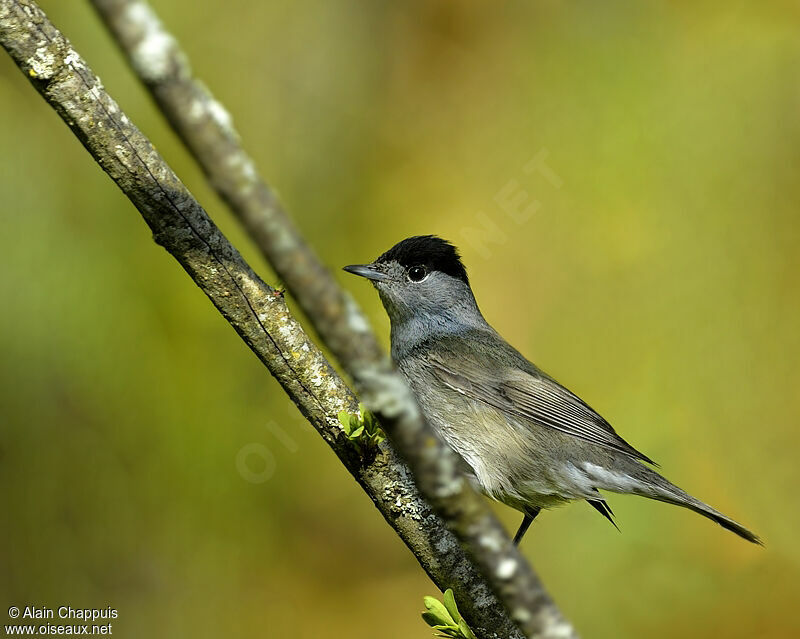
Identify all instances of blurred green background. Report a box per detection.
[2,1,799,637]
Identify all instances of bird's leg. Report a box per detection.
[513,507,541,545]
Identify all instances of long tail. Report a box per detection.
[588,462,763,544]
[634,468,762,545]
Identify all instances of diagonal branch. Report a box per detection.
[2,1,578,637]
[84,5,575,635]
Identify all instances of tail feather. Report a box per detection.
[637,471,762,545]
[585,462,762,544]
[660,491,762,545]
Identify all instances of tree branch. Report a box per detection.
[2,1,577,636]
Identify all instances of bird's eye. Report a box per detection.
[407,265,428,282]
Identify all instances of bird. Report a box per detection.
[343,235,760,545]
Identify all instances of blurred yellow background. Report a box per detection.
[2,1,799,637]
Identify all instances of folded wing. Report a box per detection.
[423,346,655,465]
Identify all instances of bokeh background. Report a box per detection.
[2,1,799,637]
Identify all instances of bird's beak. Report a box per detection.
[343,263,389,282]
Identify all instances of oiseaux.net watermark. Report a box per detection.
[236,401,305,484]
[460,147,563,260]
[5,606,117,636]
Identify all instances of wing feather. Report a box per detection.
[424,348,654,464]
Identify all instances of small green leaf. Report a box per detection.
[422,615,456,632]
[349,425,364,439]
[421,589,476,639]
[421,612,441,628]
[337,411,353,435]
[443,589,460,624]
[338,406,384,453]
[458,619,477,639]
[423,596,453,627]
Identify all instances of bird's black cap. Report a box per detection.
[376,235,469,284]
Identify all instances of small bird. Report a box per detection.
[344,235,760,545]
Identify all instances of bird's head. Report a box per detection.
[344,235,476,326]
